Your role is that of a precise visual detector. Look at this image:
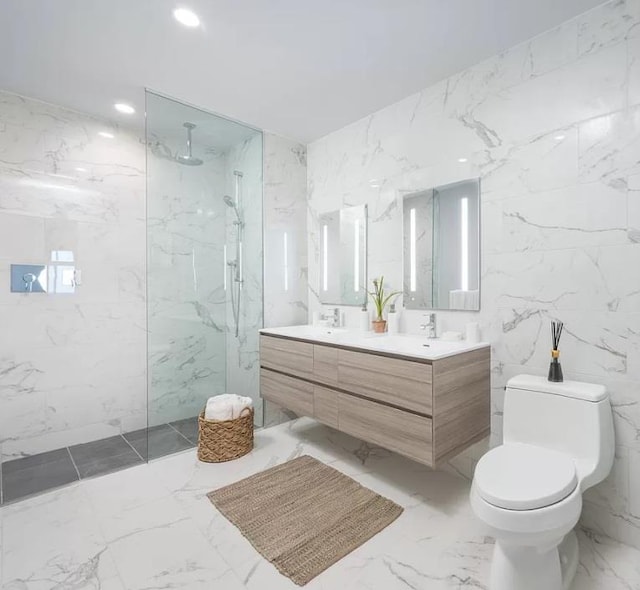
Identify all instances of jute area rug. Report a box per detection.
[207,455,403,585]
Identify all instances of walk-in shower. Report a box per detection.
[146,90,264,461]
[0,89,263,504]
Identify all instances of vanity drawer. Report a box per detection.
[260,369,314,416]
[260,335,314,379]
[338,393,433,466]
[337,349,432,415]
[313,345,338,385]
[313,385,339,428]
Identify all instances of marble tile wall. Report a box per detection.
[262,133,308,426]
[0,90,147,460]
[306,0,640,548]
[263,133,308,328]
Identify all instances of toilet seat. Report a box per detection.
[474,443,578,511]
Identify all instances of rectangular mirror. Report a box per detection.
[319,205,367,305]
[403,179,480,311]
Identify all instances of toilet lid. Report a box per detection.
[474,443,578,510]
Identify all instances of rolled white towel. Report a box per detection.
[204,394,253,421]
[205,395,234,421]
[205,402,233,421]
[232,395,253,418]
[206,393,235,406]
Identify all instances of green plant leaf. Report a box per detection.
[381,292,401,310]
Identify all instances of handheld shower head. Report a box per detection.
[223,195,242,223]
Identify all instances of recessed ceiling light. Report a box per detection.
[458,157,468,163]
[369,179,380,188]
[554,134,566,141]
[173,7,200,27]
[98,131,114,139]
[75,167,87,172]
[114,103,135,115]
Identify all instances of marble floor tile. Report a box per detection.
[1,417,639,590]
[1,486,120,589]
[108,518,235,589]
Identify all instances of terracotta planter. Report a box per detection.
[372,319,387,333]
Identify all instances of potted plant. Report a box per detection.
[368,276,400,333]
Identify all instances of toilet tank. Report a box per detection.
[503,375,614,490]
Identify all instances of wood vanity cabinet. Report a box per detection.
[260,334,490,467]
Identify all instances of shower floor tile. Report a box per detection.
[169,416,199,444]
[69,435,143,478]
[1,448,79,503]
[124,424,194,461]
[1,417,201,504]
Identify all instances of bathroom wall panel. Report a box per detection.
[262,133,309,427]
[306,0,640,547]
[263,133,308,328]
[0,90,147,460]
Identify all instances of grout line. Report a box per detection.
[66,447,82,480]
[167,421,197,446]
[120,434,145,463]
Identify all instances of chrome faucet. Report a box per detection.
[420,313,437,339]
[319,307,341,327]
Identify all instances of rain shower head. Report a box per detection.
[176,122,203,166]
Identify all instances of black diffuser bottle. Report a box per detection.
[548,320,564,383]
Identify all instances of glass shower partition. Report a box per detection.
[145,91,263,461]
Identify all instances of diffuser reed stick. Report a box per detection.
[548,320,564,382]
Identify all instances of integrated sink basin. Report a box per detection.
[259,325,489,360]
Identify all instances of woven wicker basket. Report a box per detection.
[197,407,254,463]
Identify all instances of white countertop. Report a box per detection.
[260,325,490,361]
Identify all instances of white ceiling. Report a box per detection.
[0,0,606,143]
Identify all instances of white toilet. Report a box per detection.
[470,374,614,590]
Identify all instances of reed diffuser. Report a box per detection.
[548,320,564,383]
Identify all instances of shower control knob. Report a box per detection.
[23,273,36,292]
